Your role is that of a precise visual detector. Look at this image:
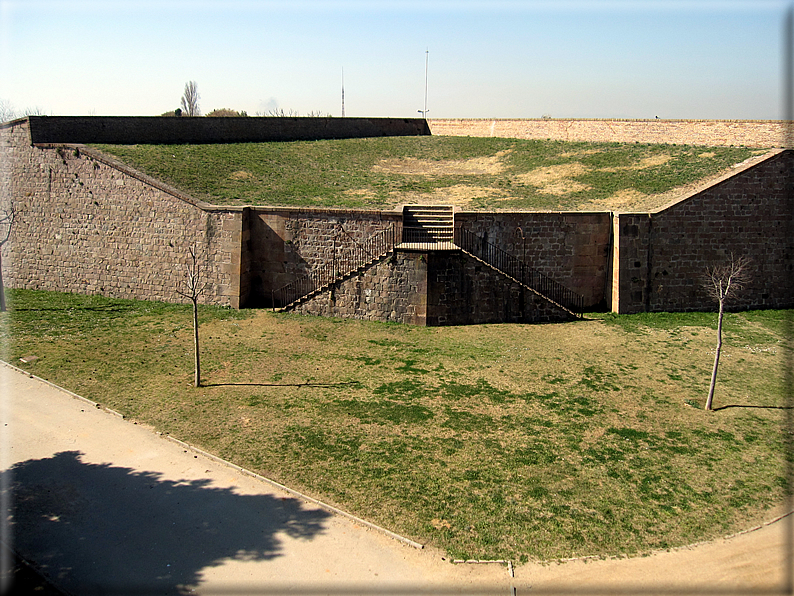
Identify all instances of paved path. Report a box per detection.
[2,362,792,595]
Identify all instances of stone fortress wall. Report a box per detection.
[1,121,245,307]
[429,118,790,148]
[613,150,793,314]
[1,116,792,323]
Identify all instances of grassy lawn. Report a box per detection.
[2,289,790,563]
[93,137,764,212]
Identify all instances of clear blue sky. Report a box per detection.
[1,0,791,120]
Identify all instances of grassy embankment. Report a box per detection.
[95,137,764,211]
[2,288,789,563]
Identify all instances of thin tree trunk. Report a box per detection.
[705,299,724,410]
[0,252,6,312]
[192,298,201,388]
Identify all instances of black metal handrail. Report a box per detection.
[272,224,399,309]
[400,227,455,246]
[455,228,584,316]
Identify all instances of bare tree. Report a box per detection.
[0,101,47,122]
[261,107,299,117]
[22,106,47,116]
[0,99,16,122]
[176,245,206,387]
[0,206,16,312]
[180,81,201,117]
[702,255,751,411]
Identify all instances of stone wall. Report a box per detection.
[612,149,794,314]
[295,249,574,325]
[294,251,428,325]
[3,116,792,324]
[425,251,573,325]
[611,214,651,314]
[247,208,608,313]
[456,211,612,309]
[429,119,791,148]
[0,119,244,307]
[26,116,431,145]
[244,207,401,306]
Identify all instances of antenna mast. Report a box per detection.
[341,67,345,117]
[419,49,429,118]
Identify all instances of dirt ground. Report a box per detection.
[359,149,772,212]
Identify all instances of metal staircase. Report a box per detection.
[271,206,584,319]
[271,225,399,310]
[454,228,584,318]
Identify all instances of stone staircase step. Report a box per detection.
[402,205,454,245]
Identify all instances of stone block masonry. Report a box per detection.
[1,119,244,308]
[2,116,792,324]
[244,207,401,306]
[295,252,429,325]
[425,251,573,325]
[456,211,613,310]
[429,119,791,148]
[612,149,794,314]
[295,249,573,326]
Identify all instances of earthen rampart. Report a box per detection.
[2,116,792,323]
[429,118,791,148]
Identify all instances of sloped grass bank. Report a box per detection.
[2,289,789,562]
[94,137,760,211]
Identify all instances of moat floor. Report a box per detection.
[3,362,790,595]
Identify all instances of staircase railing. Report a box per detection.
[272,224,400,310]
[455,228,584,316]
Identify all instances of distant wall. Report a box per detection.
[26,116,431,145]
[429,118,790,148]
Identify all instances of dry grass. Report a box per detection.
[94,137,765,212]
[2,289,789,563]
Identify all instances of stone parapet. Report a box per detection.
[429,118,791,148]
[25,116,431,145]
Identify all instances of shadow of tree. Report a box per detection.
[3,451,331,595]
[712,404,794,411]
[204,382,360,388]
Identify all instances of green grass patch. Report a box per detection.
[2,288,789,563]
[92,137,761,211]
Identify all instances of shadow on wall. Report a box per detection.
[3,451,331,595]
[245,213,311,308]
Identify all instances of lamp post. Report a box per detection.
[418,49,429,118]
